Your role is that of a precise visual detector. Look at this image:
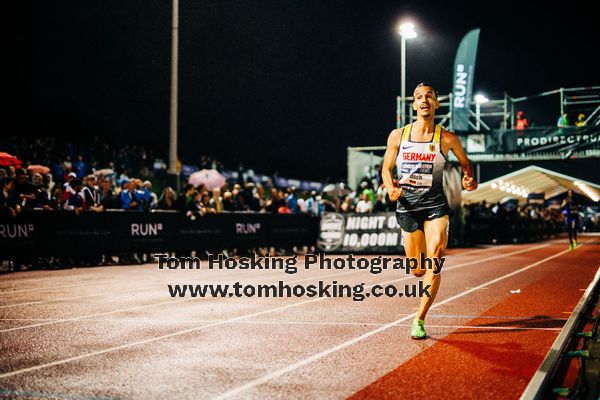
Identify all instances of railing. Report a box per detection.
[396,86,600,132]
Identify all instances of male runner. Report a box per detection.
[561,189,579,250]
[381,83,478,339]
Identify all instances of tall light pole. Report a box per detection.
[397,22,417,128]
[168,0,180,188]
[474,93,489,131]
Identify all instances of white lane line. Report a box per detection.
[0,265,159,294]
[447,243,512,257]
[0,292,134,309]
[364,242,550,288]
[428,314,567,320]
[0,242,554,377]
[0,246,489,304]
[413,324,562,331]
[0,241,534,325]
[0,242,546,332]
[0,299,325,379]
[0,268,364,333]
[0,281,119,295]
[0,318,561,331]
[211,244,581,399]
[0,268,286,306]
[0,259,290,295]
[0,242,549,332]
[0,243,533,295]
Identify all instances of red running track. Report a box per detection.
[0,236,598,400]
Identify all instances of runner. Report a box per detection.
[561,189,579,250]
[381,82,478,339]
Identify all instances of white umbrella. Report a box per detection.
[188,169,226,190]
[322,183,350,196]
[94,168,115,176]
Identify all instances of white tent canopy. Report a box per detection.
[462,165,600,204]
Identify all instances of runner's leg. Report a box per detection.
[568,220,574,246]
[417,215,449,321]
[403,229,426,277]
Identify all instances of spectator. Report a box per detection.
[99,177,119,209]
[286,186,299,214]
[355,193,372,213]
[120,179,140,210]
[142,180,158,209]
[245,183,262,211]
[210,188,223,213]
[186,191,202,220]
[14,168,36,209]
[340,196,354,213]
[64,178,85,213]
[158,186,177,210]
[361,181,376,206]
[374,193,387,212]
[231,184,248,211]
[0,177,20,217]
[129,178,151,210]
[63,171,77,196]
[556,112,569,128]
[182,184,196,211]
[43,173,55,196]
[306,191,319,216]
[222,191,236,211]
[201,193,216,214]
[575,113,586,127]
[297,192,308,214]
[515,111,529,130]
[83,175,103,212]
[265,188,284,214]
[31,172,52,209]
[52,187,64,210]
[321,196,337,212]
[73,154,88,178]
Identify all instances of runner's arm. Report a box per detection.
[381,130,403,201]
[443,130,478,191]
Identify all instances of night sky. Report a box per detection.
[11,1,598,181]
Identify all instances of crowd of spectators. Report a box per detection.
[463,200,570,244]
[0,134,393,218]
[0,136,221,217]
[3,136,597,272]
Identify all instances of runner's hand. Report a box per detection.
[462,175,478,191]
[388,187,403,201]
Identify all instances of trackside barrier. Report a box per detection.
[520,266,600,399]
[0,210,320,257]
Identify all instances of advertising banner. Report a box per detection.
[482,126,600,154]
[0,211,320,257]
[451,29,480,132]
[317,212,404,254]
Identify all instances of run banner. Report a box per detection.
[451,28,480,132]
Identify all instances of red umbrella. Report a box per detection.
[0,152,22,167]
[27,164,50,174]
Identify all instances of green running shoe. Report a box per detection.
[569,243,574,251]
[573,240,578,247]
[411,318,426,340]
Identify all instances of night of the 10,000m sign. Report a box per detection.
[317,212,404,253]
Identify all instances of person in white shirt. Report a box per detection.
[355,193,372,213]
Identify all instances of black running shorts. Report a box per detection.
[396,205,452,233]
